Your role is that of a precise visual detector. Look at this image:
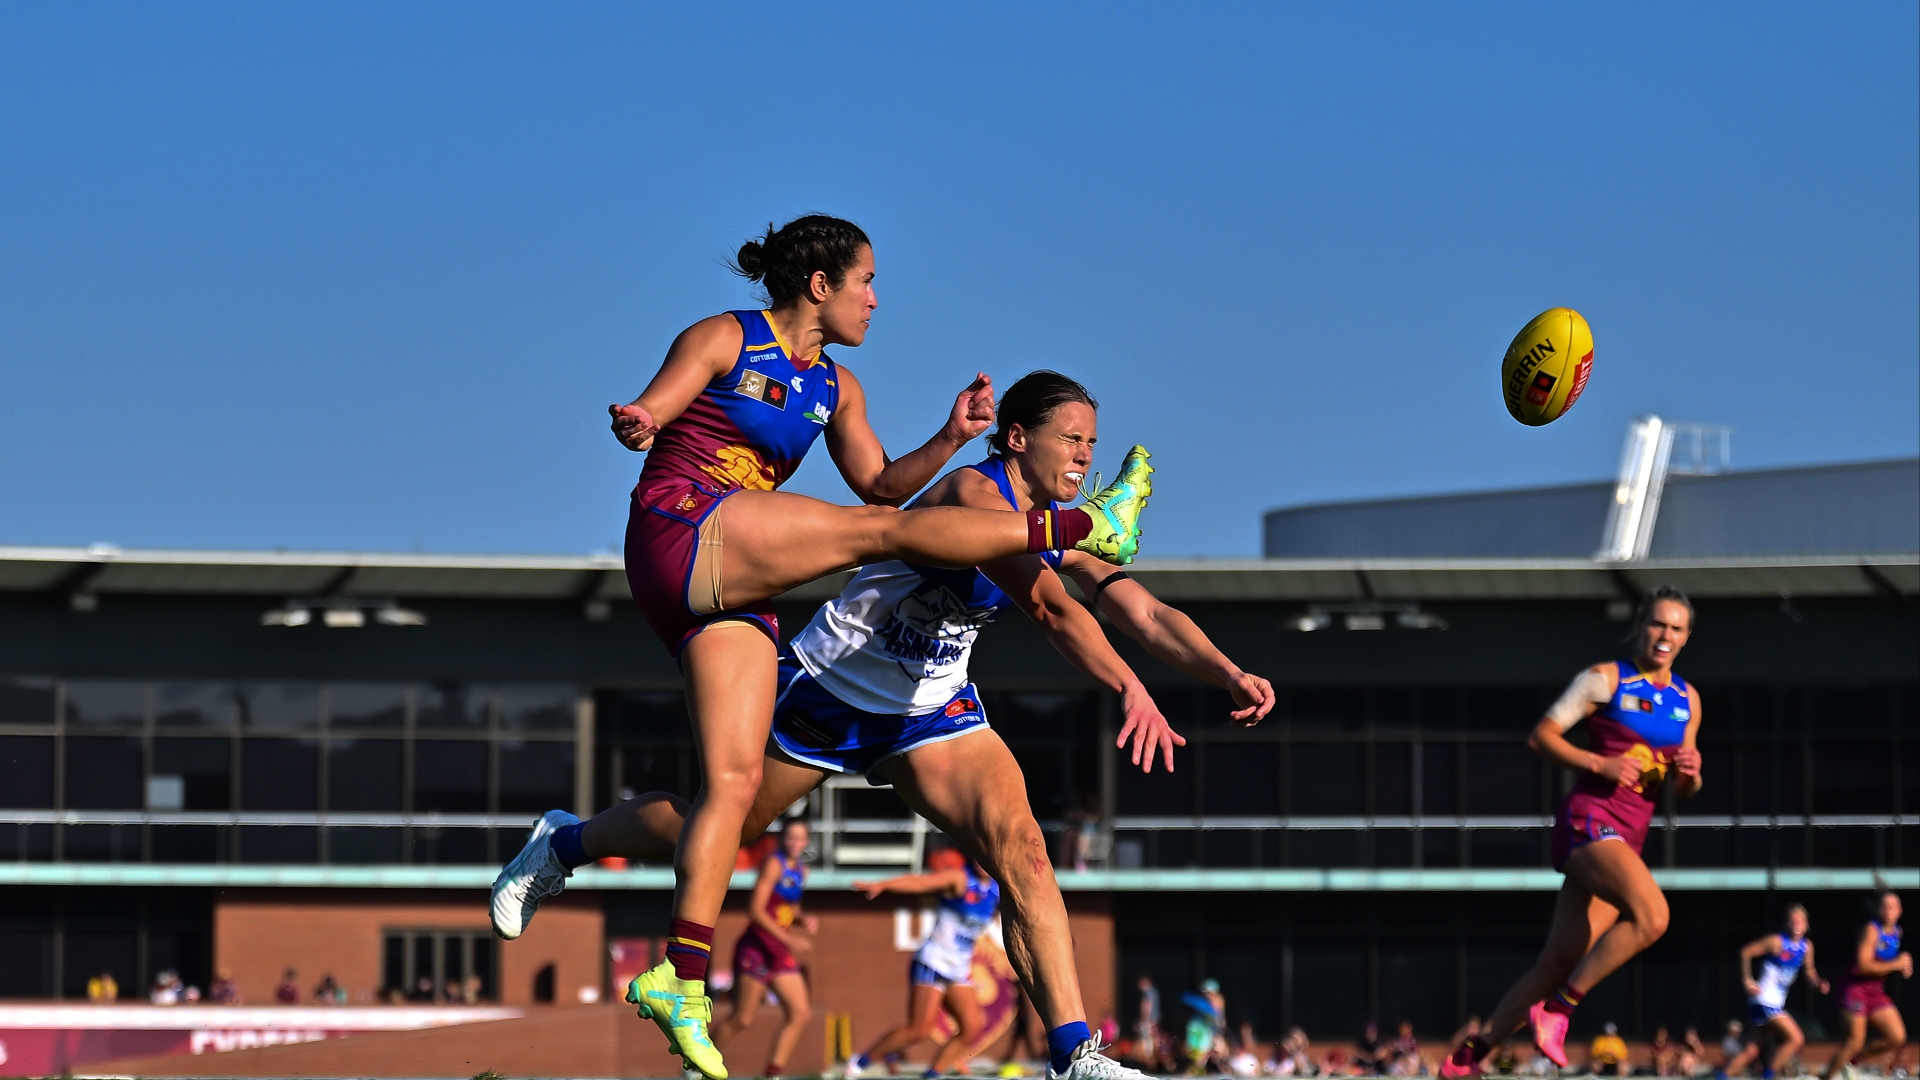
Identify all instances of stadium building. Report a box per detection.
[0,439,1915,1077]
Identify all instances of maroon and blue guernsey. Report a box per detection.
[1551,659,1692,869]
[638,310,839,495]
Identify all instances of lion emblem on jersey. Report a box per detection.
[700,444,777,491]
[1622,742,1670,794]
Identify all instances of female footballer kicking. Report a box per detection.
[1442,586,1704,1077]
[490,218,1153,1079]
[710,819,817,1079]
[1822,890,1910,1080]
[497,370,1269,1080]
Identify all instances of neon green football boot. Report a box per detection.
[1074,444,1153,565]
[626,960,727,1080]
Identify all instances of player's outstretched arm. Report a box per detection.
[823,368,995,506]
[1063,556,1275,727]
[979,552,1186,774]
[850,867,968,900]
[607,314,744,451]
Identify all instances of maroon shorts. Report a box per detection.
[1550,796,1649,872]
[1839,976,1896,1016]
[625,480,778,659]
[732,928,799,983]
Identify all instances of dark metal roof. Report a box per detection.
[1264,458,1920,560]
[1,545,1912,604]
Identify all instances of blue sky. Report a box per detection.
[2,3,1914,557]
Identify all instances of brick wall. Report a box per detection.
[213,889,603,1008]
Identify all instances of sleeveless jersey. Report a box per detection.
[914,865,1001,982]
[1853,922,1904,978]
[743,852,807,955]
[1559,660,1692,855]
[789,457,1062,715]
[637,310,839,495]
[1754,935,1808,1008]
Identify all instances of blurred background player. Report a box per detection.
[1441,586,1704,1076]
[491,218,1154,1079]
[1822,890,1910,1080]
[1723,903,1827,1080]
[711,819,817,1079]
[844,850,998,1078]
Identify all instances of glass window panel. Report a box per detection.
[328,739,403,812]
[239,739,319,811]
[238,683,320,731]
[1371,828,1414,868]
[1198,829,1258,868]
[1463,742,1540,815]
[497,741,573,814]
[1115,747,1192,816]
[65,681,146,727]
[1811,739,1895,814]
[60,823,139,862]
[65,735,144,810]
[155,683,233,729]
[1288,743,1364,815]
[1286,686,1366,732]
[152,738,231,811]
[0,823,55,861]
[409,826,490,864]
[150,825,222,863]
[1289,939,1368,1037]
[1421,742,1458,815]
[498,685,574,731]
[239,825,317,863]
[413,741,488,812]
[1201,743,1278,815]
[328,684,406,729]
[1374,742,1413,815]
[418,683,488,729]
[1378,941,1456,1036]
[1469,828,1545,867]
[1286,829,1363,868]
[0,736,56,808]
[328,826,403,864]
[0,678,56,726]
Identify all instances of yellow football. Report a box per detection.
[1501,307,1594,426]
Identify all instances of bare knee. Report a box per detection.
[787,1003,812,1026]
[1634,895,1671,942]
[701,764,764,813]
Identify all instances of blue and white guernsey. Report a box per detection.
[1754,935,1808,1010]
[915,865,1002,982]
[789,457,1062,715]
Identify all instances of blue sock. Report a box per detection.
[851,1054,871,1070]
[1048,1021,1092,1075]
[923,1070,940,1079]
[548,821,591,870]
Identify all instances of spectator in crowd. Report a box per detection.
[86,970,118,1002]
[274,968,299,1004]
[1715,1021,1744,1078]
[1590,1021,1630,1077]
[1185,1010,1216,1075]
[1389,1020,1423,1075]
[1229,1023,1262,1078]
[1137,975,1162,1065]
[149,970,184,1005]
[209,969,240,1005]
[462,973,484,1004]
[1651,1027,1677,1076]
[1356,1021,1387,1074]
[1451,1017,1484,1049]
[314,973,346,1004]
[1279,1027,1316,1077]
[1489,1043,1520,1075]
[1679,1027,1709,1077]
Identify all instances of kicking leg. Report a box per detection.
[1444,883,1615,1075]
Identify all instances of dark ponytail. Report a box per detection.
[731,215,871,308]
[987,370,1098,455]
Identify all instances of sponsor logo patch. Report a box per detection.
[676,495,698,512]
[1620,693,1654,713]
[1525,371,1557,406]
[734,370,787,410]
[945,697,980,719]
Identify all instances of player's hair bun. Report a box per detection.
[729,215,870,307]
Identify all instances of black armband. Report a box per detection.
[1091,571,1134,598]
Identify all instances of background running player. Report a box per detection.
[710,819,817,1079]
[498,370,1270,1080]
[844,850,1000,1079]
[489,219,1153,1080]
[1442,586,1703,1076]
[1822,890,1910,1080]
[1724,904,1827,1080]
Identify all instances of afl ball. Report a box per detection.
[1501,307,1594,426]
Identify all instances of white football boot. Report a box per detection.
[489,809,579,939]
[1049,1040,1153,1080]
